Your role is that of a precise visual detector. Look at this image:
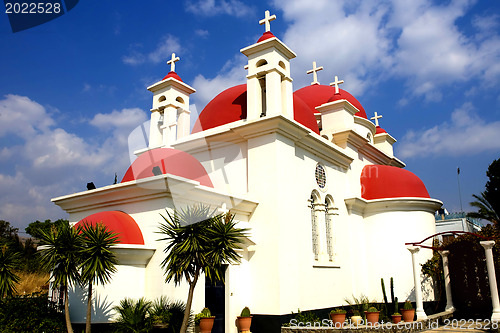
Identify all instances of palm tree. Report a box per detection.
[79,222,119,333]
[469,192,500,228]
[38,222,83,333]
[157,205,249,333]
[0,246,20,298]
[113,297,153,333]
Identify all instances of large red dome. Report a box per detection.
[121,148,213,187]
[360,165,430,200]
[294,85,367,119]
[192,84,320,134]
[75,211,145,245]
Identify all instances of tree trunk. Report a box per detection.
[63,285,74,333]
[85,281,92,333]
[180,273,198,333]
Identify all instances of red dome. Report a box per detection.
[75,211,145,245]
[162,71,183,82]
[257,31,275,42]
[192,84,320,134]
[375,126,387,134]
[121,148,213,187]
[361,165,430,200]
[294,85,367,119]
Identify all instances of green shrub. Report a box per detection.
[240,306,251,317]
[367,306,378,312]
[113,297,152,333]
[330,308,346,314]
[0,292,65,332]
[403,301,413,310]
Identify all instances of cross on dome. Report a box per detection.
[371,112,383,127]
[307,61,323,85]
[330,75,344,94]
[259,10,276,32]
[167,53,180,72]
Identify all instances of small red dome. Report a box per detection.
[75,211,145,245]
[375,126,387,134]
[121,148,213,187]
[192,84,320,134]
[294,85,367,119]
[257,31,275,43]
[162,71,183,82]
[360,165,430,200]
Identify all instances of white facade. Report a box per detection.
[51,12,442,332]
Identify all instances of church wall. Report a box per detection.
[362,209,436,302]
[191,141,249,198]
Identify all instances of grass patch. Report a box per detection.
[14,271,49,295]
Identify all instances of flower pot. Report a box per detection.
[236,316,252,332]
[329,313,346,327]
[391,314,402,324]
[364,311,380,325]
[199,317,215,333]
[401,309,415,322]
[350,315,363,326]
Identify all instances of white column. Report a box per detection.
[265,70,281,116]
[480,241,500,321]
[149,109,163,148]
[314,203,326,260]
[246,76,261,120]
[407,246,427,320]
[176,108,191,139]
[438,250,455,312]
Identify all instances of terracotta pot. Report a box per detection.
[350,315,363,326]
[199,317,215,333]
[364,311,380,325]
[391,314,402,324]
[401,309,415,322]
[329,313,346,326]
[236,316,252,332]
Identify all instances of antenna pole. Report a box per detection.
[457,167,463,212]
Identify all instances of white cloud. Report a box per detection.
[148,35,181,64]
[90,108,147,130]
[0,94,54,139]
[195,29,209,38]
[397,102,500,158]
[266,0,500,101]
[123,35,181,66]
[0,95,148,230]
[191,56,247,111]
[185,0,254,17]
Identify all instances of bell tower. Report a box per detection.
[240,10,296,121]
[147,53,195,148]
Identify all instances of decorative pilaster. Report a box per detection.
[407,246,428,320]
[438,250,455,312]
[480,241,500,321]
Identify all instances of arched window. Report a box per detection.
[256,59,268,67]
[325,195,337,262]
[309,192,321,260]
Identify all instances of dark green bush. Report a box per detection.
[0,292,65,332]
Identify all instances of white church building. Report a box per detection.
[51,10,442,333]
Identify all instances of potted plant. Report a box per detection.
[236,306,252,332]
[364,306,379,325]
[400,301,415,322]
[350,310,363,326]
[329,308,346,326]
[391,312,402,324]
[197,307,215,333]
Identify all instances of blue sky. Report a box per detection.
[1,0,499,232]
